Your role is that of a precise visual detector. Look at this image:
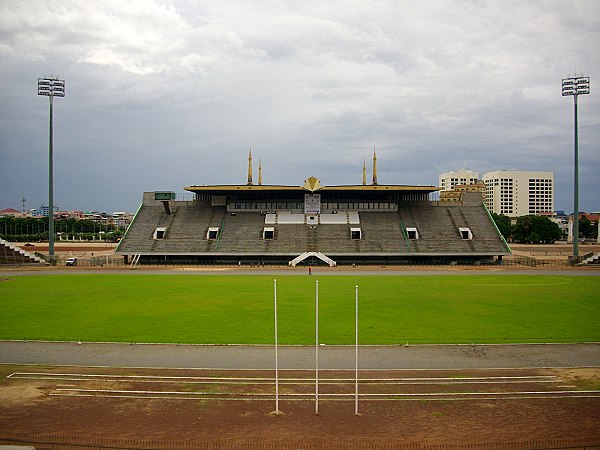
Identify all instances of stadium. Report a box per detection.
[1,154,598,448]
[116,151,511,266]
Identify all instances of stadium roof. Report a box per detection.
[185,175,438,194]
[184,183,439,193]
[184,153,440,193]
[184,153,439,194]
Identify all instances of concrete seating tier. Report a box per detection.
[353,212,405,252]
[152,204,226,253]
[216,212,267,252]
[117,203,226,253]
[398,204,507,254]
[116,206,164,253]
[117,201,508,257]
[314,225,357,252]
[270,224,309,252]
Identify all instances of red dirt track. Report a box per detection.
[1,365,599,449]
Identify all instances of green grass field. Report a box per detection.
[0,274,598,345]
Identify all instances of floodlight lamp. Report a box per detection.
[38,77,66,98]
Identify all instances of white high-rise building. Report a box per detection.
[482,170,554,217]
[438,169,479,191]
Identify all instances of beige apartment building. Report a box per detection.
[482,170,554,217]
[438,169,479,191]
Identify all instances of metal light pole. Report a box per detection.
[315,280,319,416]
[355,285,359,416]
[273,278,280,415]
[38,76,65,261]
[562,75,590,257]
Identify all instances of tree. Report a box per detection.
[512,215,561,244]
[0,216,117,242]
[491,213,512,239]
[579,216,598,239]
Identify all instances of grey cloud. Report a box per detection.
[0,0,599,214]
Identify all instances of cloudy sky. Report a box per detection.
[1,0,598,214]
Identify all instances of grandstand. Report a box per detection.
[0,239,47,265]
[116,154,510,266]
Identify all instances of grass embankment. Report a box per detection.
[0,274,598,345]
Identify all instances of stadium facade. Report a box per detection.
[116,152,511,266]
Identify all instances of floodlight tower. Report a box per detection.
[562,75,589,257]
[38,76,65,260]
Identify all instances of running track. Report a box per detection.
[1,341,598,370]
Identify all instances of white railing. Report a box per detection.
[289,252,336,267]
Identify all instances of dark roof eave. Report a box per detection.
[184,184,440,194]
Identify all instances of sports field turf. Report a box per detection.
[0,274,598,345]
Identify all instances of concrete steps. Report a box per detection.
[0,239,47,265]
[580,253,600,265]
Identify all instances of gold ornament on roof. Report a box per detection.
[303,176,322,192]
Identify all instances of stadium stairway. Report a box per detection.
[307,226,318,252]
[0,239,47,265]
[580,253,600,265]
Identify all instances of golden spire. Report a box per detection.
[362,159,367,186]
[372,147,378,185]
[247,148,253,185]
[258,159,263,186]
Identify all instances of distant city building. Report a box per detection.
[1,204,133,230]
[0,208,23,218]
[83,211,109,222]
[34,204,58,217]
[438,169,479,191]
[55,210,85,220]
[482,170,554,217]
[111,212,133,229]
